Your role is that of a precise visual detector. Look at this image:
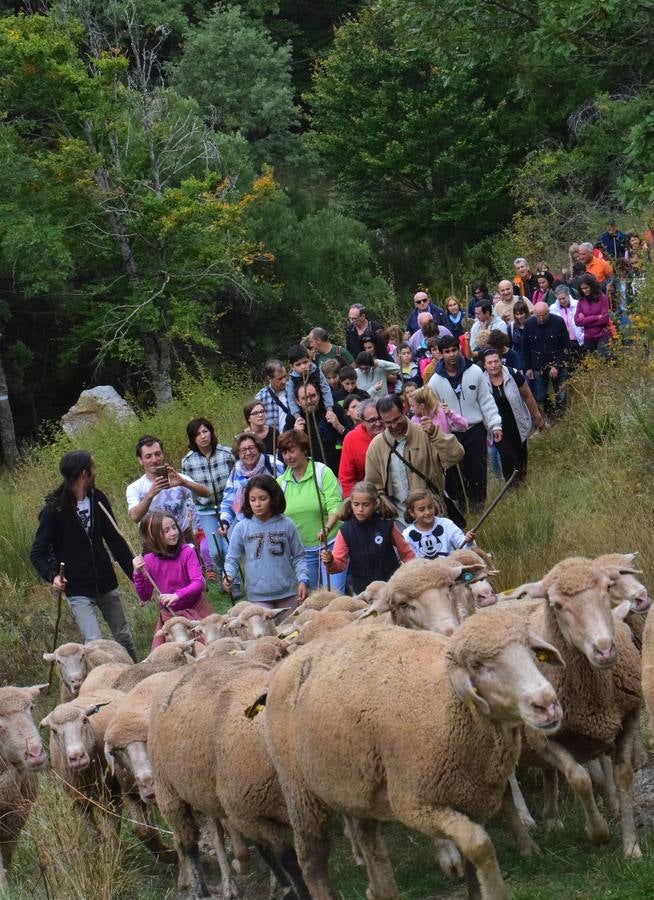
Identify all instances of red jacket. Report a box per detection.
[338,424,373,498]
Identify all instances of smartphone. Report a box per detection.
[155,464,169,484]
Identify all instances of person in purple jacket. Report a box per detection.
[133,510,213,649]
[574,274,612,358]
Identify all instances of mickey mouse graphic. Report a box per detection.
[405,523,448,559]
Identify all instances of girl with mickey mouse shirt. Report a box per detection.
[402,489,475,559]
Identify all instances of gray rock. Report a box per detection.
[61,386,137,437]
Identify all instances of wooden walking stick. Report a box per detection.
[97,499,162,595]
[301,373,331,590]
[458,470,518,548]
[48,563,66,691]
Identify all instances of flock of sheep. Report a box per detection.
[2,547,654,900]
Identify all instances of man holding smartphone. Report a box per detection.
[126,435,209,540]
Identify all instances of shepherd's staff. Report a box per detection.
[459,470,518,548]
[272,421,278,464]
[301,373,331,590]
[97,500,161,596]
[213,531,236,607]
[48,563,66,691]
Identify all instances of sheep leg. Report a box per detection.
[433,839,463,878]
[591,756,619,819]
[541,769,562,830]
[535,742,609,844]
[206,817,239,900]
[342,815,365,866]
[122,794,177,864]
[633,729,648,770]
[614,711,642,859]
[501,785,540,857]
[156,786,209,897]
[391,802,507,900]
[346,818,399,900]
[225,820,250,875]
[286,795,335,900]
[508,773,535,829]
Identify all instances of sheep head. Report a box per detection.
[387,559,485,635]
[0,684,48,771]
[446,609,563,733]
[42,642,90,696]
[534,557,629,669]
[595,553,651,614]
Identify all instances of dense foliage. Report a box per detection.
[0,0,652,451]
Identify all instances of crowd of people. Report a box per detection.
[28,221,650,652]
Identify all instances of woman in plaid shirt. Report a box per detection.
[181,418,234,579]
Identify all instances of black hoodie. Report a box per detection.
[30,488,134,597]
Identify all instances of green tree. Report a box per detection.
[0,13,277,404]
[308,0,514,244]
[171,4,298,164]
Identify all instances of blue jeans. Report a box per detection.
[197,509,229,570]
[304,542,347,593]
[531,368,568,414]
[66,589,137,661]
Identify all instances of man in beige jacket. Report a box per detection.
[365,395,464,525]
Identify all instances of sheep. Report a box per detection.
[595,553,651,648]
[103,672,179,863]
[0,684,48,890]
[361,557,488,635]
[325,595,367,613]
[191,612,230,645]
[78,663,132,696]
[503,556,643,859]
[264,609,563,900]
[155,616,204,655]
[223,603,290,641]
[111,642,192,693]
[640,603,654,747]
[291,610,358,647]
[194,636,246,660]
[290,590,342,618]
[149,636,306,899]
[43,639,134,701]
[40,689,123,835]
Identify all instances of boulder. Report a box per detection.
[61,386,137,437]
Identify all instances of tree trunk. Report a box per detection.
[0,348,19,467]
[142,333,172,405]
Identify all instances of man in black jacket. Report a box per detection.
[30,450,137,660]
[523,302,570,419]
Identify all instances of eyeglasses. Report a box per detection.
[240,446,258,455]
[381,414,404,427]
[414,298,428,305]
[250,409,266,416]
[363,416,380,424]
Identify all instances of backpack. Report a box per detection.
[279,461,327,494]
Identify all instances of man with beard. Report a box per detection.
[30,449,137,660]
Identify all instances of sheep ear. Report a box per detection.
[449,667,490,716]
[612,600,631,623]
[39,713,52,728]
[267,608,291,620]
[85,701,111,717]
[504,581,546,601]
[104,743,116,776]
[357,587,390,618]
[154,628,166,639]
[244,692,268,719]
[528,631,565,667]
[28,683,50,699]
[43,652,56,662]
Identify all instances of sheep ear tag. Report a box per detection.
[244,692,268,719]
[86,701,111,717]
[463,572,474,583]
[227,649,239,655]
[286,630,300,639]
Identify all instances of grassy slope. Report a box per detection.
[3,356,654,898]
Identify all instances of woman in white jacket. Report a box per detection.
[481,350,544,484]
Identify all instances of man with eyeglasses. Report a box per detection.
[405,290,448,338]
[365,394,464,524]
[338,399,384,498]
[345,304,384,358]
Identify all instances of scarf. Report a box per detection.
[447,311,463,325]
[233,454,268,514]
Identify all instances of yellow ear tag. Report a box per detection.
[291,610,300,617]
[536,651,549,663]
[244,702,264,719]
[466,697,477,713]
[367,609,378,618]
[286,630,299,639]
[228,649,239,655]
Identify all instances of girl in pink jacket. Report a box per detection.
[410,385,468,433]
[133,510,213,648]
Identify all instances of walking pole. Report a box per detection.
[48,563,66,692]
[302,373,331,590]
[458,470,518,548]
[97,499,161,595]
[272,422,278,463]
[213,532,235,607]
